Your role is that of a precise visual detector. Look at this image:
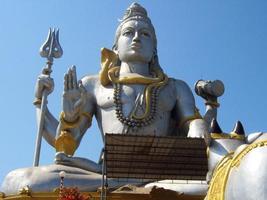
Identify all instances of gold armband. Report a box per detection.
[55,130,77,156]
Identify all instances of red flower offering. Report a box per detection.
[58,187,90,200]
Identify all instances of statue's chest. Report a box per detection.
[96,84,174,112]
[96,85,144,108]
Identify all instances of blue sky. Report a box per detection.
[0,0,266,184]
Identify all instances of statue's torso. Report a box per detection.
[83,75,178,137]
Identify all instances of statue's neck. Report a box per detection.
[119,62,150,77]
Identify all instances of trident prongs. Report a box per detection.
[39,28,63,74]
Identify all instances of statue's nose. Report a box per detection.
[133,32,141,42]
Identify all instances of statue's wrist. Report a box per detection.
[63,113,79,123]
[33,97,47,107]
[60,112,81,129]
[205,99,220,108]
[60,111,93,130]
[33,98,42,106]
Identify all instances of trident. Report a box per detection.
[33,28,63,166]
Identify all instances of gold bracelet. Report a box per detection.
[205,100,220,108]
[60,111,93,130]
[60,112,81,129]
[55,130,77,156]
[33,98,42,105]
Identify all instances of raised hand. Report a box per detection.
[62,65,87,122]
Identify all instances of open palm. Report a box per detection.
[63,66,86,122]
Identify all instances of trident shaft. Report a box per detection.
[33,28,63,166]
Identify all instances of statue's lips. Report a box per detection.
[131,43,142,49]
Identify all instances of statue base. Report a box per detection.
[1,164,144,195]
[0,187,205,200]
[1,163,207,199]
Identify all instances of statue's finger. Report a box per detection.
[64,73,68,91]
[68,68,73,90]
[71,65,78,89]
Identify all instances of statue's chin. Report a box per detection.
[119,53,151,64]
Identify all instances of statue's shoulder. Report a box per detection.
[168,78,192,93]
[80,74,101,93]
[81,74,100,85]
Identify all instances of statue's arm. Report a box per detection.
[174,79,209,139]
[55,69,97,156]
[34,74,58,147]
[54,78,99,171]
[35,105,58,147]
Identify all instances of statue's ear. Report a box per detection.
[111,45,121,66]
[101,48,117,65]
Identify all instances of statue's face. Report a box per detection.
[117,20,154,63]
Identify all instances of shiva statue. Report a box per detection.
[1,3,223,197]
[36,2,211,171]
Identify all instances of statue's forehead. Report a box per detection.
[121,20,152,31]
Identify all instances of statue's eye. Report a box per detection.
[123,30,134,36]
[141,31,151,38]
